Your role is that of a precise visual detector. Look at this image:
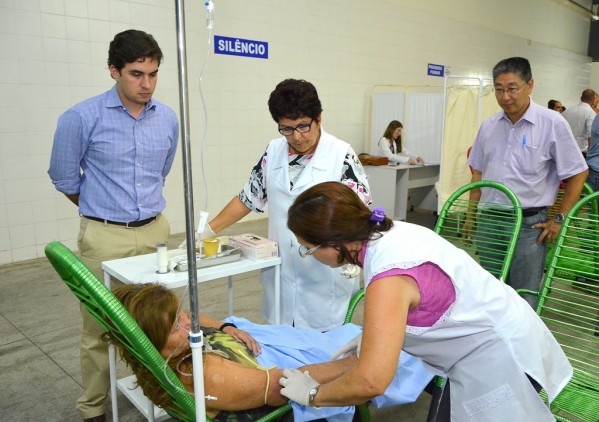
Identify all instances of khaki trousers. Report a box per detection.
[75,214,170,419]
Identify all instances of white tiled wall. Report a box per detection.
[0,0,595,265]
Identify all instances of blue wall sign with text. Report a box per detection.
[427,63,445,77]
[214,35,268,59]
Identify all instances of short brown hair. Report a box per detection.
[288,182,392,265]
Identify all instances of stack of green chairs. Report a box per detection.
[45,241,371,422]
[519,191,599,421]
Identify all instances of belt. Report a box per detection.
[481,207,545,217]
[83,215,158,228]
[521,207,546,217]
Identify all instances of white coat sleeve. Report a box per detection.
[378,137,409,164]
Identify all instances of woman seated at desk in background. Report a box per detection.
[106,283,432,422]
[378,120,424,165]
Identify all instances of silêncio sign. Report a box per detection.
[214,35,268,59]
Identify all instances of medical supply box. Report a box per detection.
[228,233,279,260]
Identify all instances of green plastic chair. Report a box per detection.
[341,288,372,422]
[45,241,371,422]
[545,182,595,269]
[45,241,289,422]
[434,181,523,282]
[519,191,599,422]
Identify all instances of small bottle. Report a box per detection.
[156,243,169,273]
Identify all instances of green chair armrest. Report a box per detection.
[515,288,539,298]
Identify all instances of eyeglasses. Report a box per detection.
[493,83,527,96]
[298,243,321,258]
[172,312,187,333]
[278,119,314,136]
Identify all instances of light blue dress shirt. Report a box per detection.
[49,85,179,222]
[468,98,587,208]
[587,114,599,173]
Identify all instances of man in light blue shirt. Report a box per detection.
[467,57,588,308]
[586,113,599,193]
[48,29,178,422]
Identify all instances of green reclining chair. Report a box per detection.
[519,191,599,421]
[434,180,523,282]
[45,241,371,422]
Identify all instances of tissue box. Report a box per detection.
[229,233,279,260]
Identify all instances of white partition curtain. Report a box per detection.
[370,88,406,154]
[438,78,499,209]
[405,91,444,162]
[369,86,443,162]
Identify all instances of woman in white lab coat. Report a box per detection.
[378,120,424,165]
[280,182,572,421]
[206,79,371,331]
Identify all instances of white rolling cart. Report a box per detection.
[101,252,282,422]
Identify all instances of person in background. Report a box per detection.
[548,99,564,113]
[377,120,424,165]
[204,79,371,331]
[562,88,597,156]
[586,113,599,193]
[279,182,572,421]
[48,30,179,422]
[466,57,588,308]
[107,283,431,422]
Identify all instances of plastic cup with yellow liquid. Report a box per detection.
[202,238,220,257]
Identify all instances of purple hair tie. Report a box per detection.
[370,207,385,223]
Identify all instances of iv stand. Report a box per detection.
[174,1,206,420]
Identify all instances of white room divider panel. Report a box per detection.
[369,86,443,162]
[370,87,406,154]
[404,90,444,162]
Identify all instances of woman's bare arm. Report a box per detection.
[209,196,252,233]
[195,354,287,412]
[298,355,359,383]
[308,276,420,406]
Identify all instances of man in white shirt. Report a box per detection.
[562,89,597,155]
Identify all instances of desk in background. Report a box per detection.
[102,252,282,422]
[365,163,440,220]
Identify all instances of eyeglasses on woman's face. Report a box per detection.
[298,243,322,258]
[278,119,314,136]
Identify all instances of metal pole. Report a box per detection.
[174,1,206,420]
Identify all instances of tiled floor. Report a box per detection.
[0,210,438,421]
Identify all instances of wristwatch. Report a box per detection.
[554,213,565,224]
[308,385,320,407]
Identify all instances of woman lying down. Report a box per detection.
[106,283,432,422]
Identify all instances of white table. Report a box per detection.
[102,251,282,422]
[365,163,440,220]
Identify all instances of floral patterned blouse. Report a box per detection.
[239,147,372,212]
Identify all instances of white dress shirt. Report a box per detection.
[562,101,596,152]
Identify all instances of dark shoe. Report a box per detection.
[83,415,105,422]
